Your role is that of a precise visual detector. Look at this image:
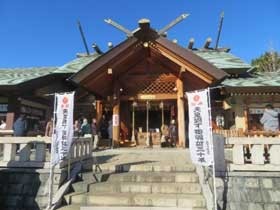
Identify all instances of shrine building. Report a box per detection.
[0,19,279,147]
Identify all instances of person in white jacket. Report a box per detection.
[260,104,279,131]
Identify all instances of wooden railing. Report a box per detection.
[227,137,280,171]
[0,136,92,168]
[214,129,280,138]
[213,129,245,138]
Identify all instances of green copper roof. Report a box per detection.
[193,50,251,72]
[0,67,58,85]
[55,54,100,74]
[0,54,100,86]
[222,72,280,87]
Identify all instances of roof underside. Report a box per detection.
[68,36,228,97]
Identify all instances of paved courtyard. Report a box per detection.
[93,148,193,171]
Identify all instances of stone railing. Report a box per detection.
[0,136,92,168]
[227,137,280,171]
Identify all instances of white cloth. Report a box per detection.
[0,123,6,130]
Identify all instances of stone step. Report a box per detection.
[69,192,206,208]
[89,182,202,194]
[99,164,196,173]
[57,205,82,210]
[103,172,199,183]
[58,205,207,210]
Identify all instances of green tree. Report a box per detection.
[251,51,280,72]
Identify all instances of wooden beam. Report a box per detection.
[176,78,186,147]
[187,38,194,49]
[83,47,145,97]
[83,44,143,85]
[155,37,227,80]
[120,93,177,101]
[244,105,249,132]
[153,44,213,84]
[112,82,120,146]
[71,37,138,83]
[95,100,103,127]
[203,37,212,49]
[6,97,20,130]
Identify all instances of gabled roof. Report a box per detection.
[155,37,228,80]
[69,37,139,83]
[70,26,228,89]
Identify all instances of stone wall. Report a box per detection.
[215,172,280,210]
[0,167,67,210]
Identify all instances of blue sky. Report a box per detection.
[0,0,279,68]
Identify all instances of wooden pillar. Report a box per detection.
[176,79,186,147]
[95,100,103,127]
[244,105,249,132]
[6,97,20,130]
[112,83,120,146]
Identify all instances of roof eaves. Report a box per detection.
[155,37,228,81]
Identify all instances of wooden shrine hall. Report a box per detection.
[70,19,227,147]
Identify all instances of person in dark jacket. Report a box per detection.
[169,119,177,147]
[13,114,28,136]
[99,115,108,139]
[80,118,91,136]
[260,104,279,131]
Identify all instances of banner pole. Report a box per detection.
[207,87,218,210]
[47,93,57,209]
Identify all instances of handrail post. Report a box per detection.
[270,145,280,165]
[3,143,17,162]
[35,142,47,162]
[19,143,31,161]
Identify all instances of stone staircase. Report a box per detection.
[59,163,207,210]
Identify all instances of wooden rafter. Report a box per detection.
[151,43,213,84]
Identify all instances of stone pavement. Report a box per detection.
[93,148,193,171]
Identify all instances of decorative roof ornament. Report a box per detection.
[104,18,133,37]
[104,13,189,38]
[158,13,189,35]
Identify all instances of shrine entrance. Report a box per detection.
[70,19,227,148]
[120,100,175,146]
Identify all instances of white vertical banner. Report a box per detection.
[186,89,214,166]
[51,92,75,166]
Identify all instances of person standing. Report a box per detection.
[160,124,169,147]
[169,119,177,147]
[100,115,108,139]
[107,119,113,148]
[45,118,54,137]
[91,118,99,149]
[13,114,28,136]
[260,104,279,132]
[73,120,81,137]
[80,118,91,136]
